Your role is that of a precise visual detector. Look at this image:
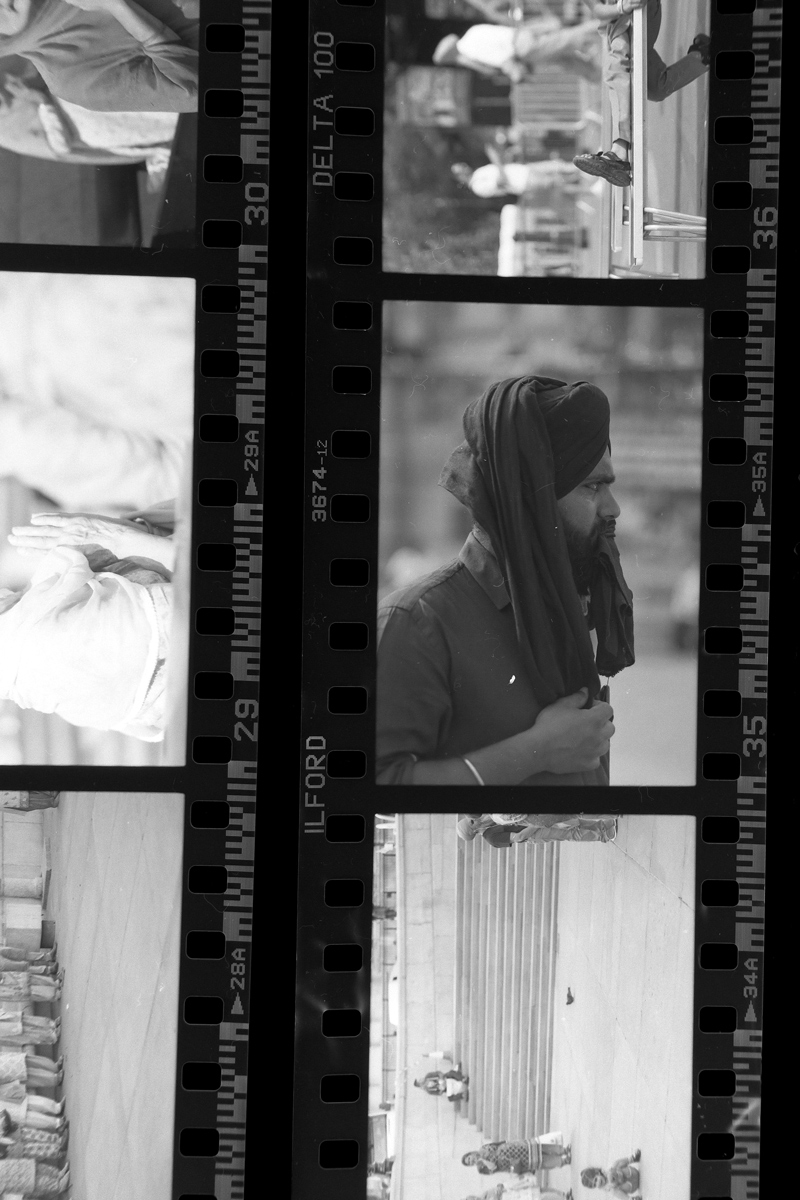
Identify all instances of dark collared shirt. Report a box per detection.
[376,532,608,787]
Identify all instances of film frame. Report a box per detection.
[298,0,778,1196]
[0,2,272,1197]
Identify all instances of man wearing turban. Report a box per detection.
[376,376,634,786]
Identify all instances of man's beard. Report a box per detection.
[563,518,615,596]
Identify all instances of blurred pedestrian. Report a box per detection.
[414,1068,468,1101]
[0,1013,60,1047]
[0,949,58,977]
[463,1139,571,1175]
[452,154,582,199]
[457,814,615,845]
[0,1113,68,1163]
[464,1186,573,1200]
[0,1054,63,1091]
[377,377,634,787]
[0,793,59,811]
[0,1151,70,1194]
[433,19,601,84]
[581,1149,641,1196]
[0,1094,65,1133]
[0,973,62,1003]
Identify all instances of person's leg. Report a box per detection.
[23,1109,63,1131]
[574,17,633,185]
[27,792,60,809]
[605,22,632,148]
[30,976,59,1001]
[27,1095,65,1116]
[33,1161,69,1194]
[27,1055,62,1073]
[646,0,708,100]
[23,1015,60,1044]
[541,1144,570,1169]
[0,946,28,962]
[26,949,57,965]
[26,1068,64,1088]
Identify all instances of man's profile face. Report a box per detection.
[556,452,620,594]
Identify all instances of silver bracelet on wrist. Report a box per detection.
[461,756,486,786]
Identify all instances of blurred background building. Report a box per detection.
[379,302,702,785]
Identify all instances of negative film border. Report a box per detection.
[298,0,776,1197]
[0,3,269,1198]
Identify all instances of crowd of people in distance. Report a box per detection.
[457,813,618,846]
[0,942,71,1196]
[457,1141,642,1199]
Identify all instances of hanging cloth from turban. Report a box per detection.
[438,375,634,709]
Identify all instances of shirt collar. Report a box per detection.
[459,529,591,617]
[458,530,511,610]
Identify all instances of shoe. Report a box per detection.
[688,33,711,65]
[573,150,631,188]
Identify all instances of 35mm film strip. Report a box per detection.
[0,2,269,1197]
[299,1,776,1198]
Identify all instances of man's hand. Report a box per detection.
[527,687,615,774]
[9,513,132,558]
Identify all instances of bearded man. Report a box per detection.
[376,375,634,786]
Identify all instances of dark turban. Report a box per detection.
[438,376,634,709]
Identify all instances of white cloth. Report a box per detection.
[0,1054,27,1086]
[0,273,194,511]
[0,546,165,740]
[470,164,533,197]
[52,100,177,156]
[470,160,580,197]
[39,99,177,176]
[456,25,516,68]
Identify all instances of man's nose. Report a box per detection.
[601,489,621,520]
